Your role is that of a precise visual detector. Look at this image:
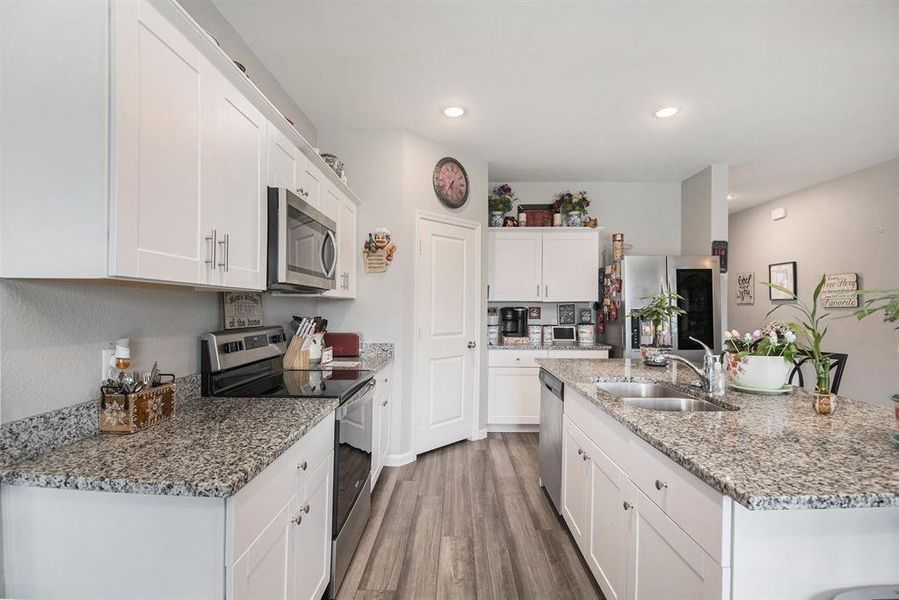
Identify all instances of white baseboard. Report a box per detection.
[487,424,540,433]
[382,451,416,467]
[468,428,488,440]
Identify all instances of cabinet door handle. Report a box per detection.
[577,448,583,456]
[487,284,490,299]
[293,514,303,525]
[297,460,307,471]
[381,399,388,407]
[545,285,549,297]
[537,284,540,297]
[301,503,310,514]
[217,234,230,272]
[205,229,217,268]
[623,501,632,511]
[655,479,668,490]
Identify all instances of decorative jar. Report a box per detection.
[489,211,504,227]
[566,211,584,227]
[813,389,836,415]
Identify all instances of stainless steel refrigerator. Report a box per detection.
[601,255,721,362]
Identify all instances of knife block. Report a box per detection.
[283,335,310,370]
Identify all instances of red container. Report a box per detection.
[323,332,362,357]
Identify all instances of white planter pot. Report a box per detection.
[728,355,790,390]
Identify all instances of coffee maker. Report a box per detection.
[500,307,528,337]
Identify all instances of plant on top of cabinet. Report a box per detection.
[553,190,591,227]
[627,288,685,366]
[488,183,517,227]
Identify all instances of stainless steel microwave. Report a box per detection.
[267,187,337,293]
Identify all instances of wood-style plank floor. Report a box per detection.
[337,433,604,600]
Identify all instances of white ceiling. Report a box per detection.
[213,0,899,212]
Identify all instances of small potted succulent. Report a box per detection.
[723,322,797,391]
[554,190,591,227]
[488,184,516,227]
[627,288,686,366]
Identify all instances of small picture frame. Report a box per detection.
[528,306,541,320]
[557,303,576,325]
[736,272,755,305]
[579,308,593,324]
[768,262,797,300]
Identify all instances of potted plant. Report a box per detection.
[554,190,591,227]
[851,289,899,328]
[627,288,686,366]
[723,322,797,391]
[488,184,516,227]
[765,275,838,414]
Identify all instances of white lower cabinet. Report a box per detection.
[288,454,334,600]
[371,365,393,488]
[231,498,294,600]
[562,391,726,600]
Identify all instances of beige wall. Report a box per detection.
[728,158,899,405]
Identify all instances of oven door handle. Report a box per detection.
[335,380,376,420]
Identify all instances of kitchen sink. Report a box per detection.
[595,381,731,412]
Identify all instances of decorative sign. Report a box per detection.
[579,308,593,324]
[528,306,541,320]
[821,273,860,308]
[222,292,263,329]
[363,228,397,273]
[736,272,755,305]
[557,303,576,325]
[712,240,728,273]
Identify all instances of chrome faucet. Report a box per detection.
[662,337,723,399]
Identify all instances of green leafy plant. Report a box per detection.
[553,190,591,214]
[851,290,899,329]
[627,289,686,347]
[488,184,516,214]
[764,275,833,393]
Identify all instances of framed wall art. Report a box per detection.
[736,272,755,305]
[768,262,797,300]
[528,306,542,320]
[557,303,576,325]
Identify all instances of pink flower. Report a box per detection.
[730,329,740,338]
[752,329,763,339]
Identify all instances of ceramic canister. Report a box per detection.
[528,325,542,345]
[542,325,554,343]
[487,325,500,346]
[577,324,595,344]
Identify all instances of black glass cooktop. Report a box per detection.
[218,368,373,400]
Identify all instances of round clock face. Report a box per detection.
[433,157,469,208]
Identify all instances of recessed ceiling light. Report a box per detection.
[654,105,680,118]
[443,106,465,118]
[727,194,735,201]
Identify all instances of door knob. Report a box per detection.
[467,341,477,348]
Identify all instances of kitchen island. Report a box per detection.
[538,357,898,599]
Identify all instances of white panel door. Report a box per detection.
[112,0,203,284]
[588,441,629,600]
[298,155,323,210]
[231,498,293,600]
[415,216,479,454]
[488,231,542,301]
[542,231,600,301]
[215,78,267,290]
[267,124,299,190]
[629,485,722,600]
[561,416,592,551]
[487,367,541,425]
[288,454,333,600]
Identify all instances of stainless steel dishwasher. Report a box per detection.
[538,368,564,514]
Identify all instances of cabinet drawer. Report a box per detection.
[563,386,630,471]
[546,349,609,359]
[229,413,335,562]
[488,349,547,368]
[626,435,729,565]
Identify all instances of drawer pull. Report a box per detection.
[623,501,632,511]
[582,453,589,461]
[293,514,302,525]
[301,503,310,514]
[655,479,668,491]
[297,460,308,471]
[381,400,388,407]
[577,448,583,456]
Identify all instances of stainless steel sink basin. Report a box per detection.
[619,397,728,412]
[595,381,730,412]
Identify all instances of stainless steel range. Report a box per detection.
[200,326,374,598]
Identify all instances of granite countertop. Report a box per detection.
[0,396,337,498]
[537,358,899,511]
[489,342,611,351]
[320,342,394,373]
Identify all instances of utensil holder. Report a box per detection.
[99,375,176,434]
[283,334,311,370]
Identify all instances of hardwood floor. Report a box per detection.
[337,433,603,600]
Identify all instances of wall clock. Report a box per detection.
[432,157,469,209]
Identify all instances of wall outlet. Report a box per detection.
[770,207,787,221]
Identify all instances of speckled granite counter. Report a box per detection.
[489,342,611,351]
[321,342,394,373]
[537,358,898,510]
[0,396,337,498]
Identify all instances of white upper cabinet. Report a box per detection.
[488,231,543,301]
[0,0,361,290]
[202,73,268,290]
[542,231,600,301]
[111,0,204,284]
[323,188,358,299]
[487,229,601,302]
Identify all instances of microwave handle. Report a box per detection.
[321,229,337,278]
